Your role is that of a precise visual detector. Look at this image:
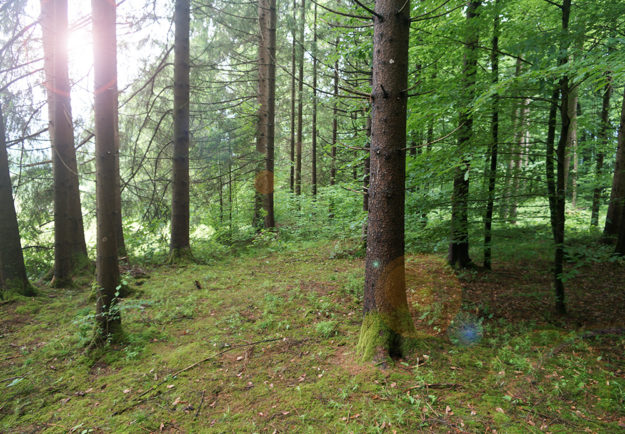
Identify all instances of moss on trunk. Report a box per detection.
[356,309,418,362]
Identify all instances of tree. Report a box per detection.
[604,87,625,239]
[0,101,34,297]
[357,0,416,362]
[40,0,89,286]
[295,0,305,196]
[92,0,122,343]
[170,0,192,259]
[255,0,276,228]
[448,0,481,269]
[591,73,612,227]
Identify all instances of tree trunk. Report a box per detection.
[357,0,416,362]
[604,86,625,238]
[311,3,318,197]
[509,97,530,224]
[170,0,191,260]
[546,87,560,240]
[448,0,480,269]
[565,84,579,206]
[255,0,276,228]
[289,0,296,193]
[591,74,611,226]
[295,0,305,196]
[41,0,89,287]
[92,0,122,344]
[0,102,34,296]
[483,0,499,270]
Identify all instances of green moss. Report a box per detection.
[356,309,420,362]
[3,277,36,297]
[167,246,194,264]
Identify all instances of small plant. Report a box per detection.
[315,320,338,338]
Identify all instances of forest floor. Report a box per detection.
[1,234,624,433]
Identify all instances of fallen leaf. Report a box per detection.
[123,388,131,394]
[172,397,181,407]
[496,407,505,414]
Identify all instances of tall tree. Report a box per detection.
[604,87,625,238]
[357,0,415,362]
[289,0,296,193]
[170,0,192,259]
[295,0,305,196]
[255,0,276,228]
[0,102,34,297]
[311,2,317,197]
[41,0,89,286]
[92,0,122,343]
[448,0,481,268]
[591,73,612,226]
[483,0,499,270]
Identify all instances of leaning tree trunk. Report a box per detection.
[357,0,416,362]
[604,86,625,239]
[448,0,481,268]
[170,0,192,260]
[591,73,612,226]
[0,102,34,296]
[255,0,276,228]
[41,0,89,287]
[483,0,499,270]
[92,0,122,344]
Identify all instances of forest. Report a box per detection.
[1,0,625,431]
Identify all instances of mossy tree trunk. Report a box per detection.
[357,0,415,363]
[170,0,192,260]
[41,0,89,287]
[92,0,122,344]
[0,102,34,297]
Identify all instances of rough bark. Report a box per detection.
[591,74,612,226]
[289,0,296,193]
[357,0,416,362]
[92,0,122,344]
[483,1,499,270]
[41,0,89,287]
[0,102,34,296]
[448,0,480,269]
[170,0,192,260]
[604,86,625,238]
[255,0,276,228]
[311,3,317,197]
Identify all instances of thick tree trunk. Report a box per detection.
[0,103,34,296]
[604,87,625,238]
[255,0,276,228]
[92,0,122,343]
[295,0,305,196]
[41,0,89,287]
[448,0,480,269]
[357,0,415,362]
[483,1,499,270]
[591,74,612,226]
[170,0,192,259]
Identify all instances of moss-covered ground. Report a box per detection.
[1,238,624,432]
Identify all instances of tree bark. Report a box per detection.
[591,74,611,226]
[170,0,191,259]
[41,0,89,287]
[357,0,416,362]
[565,84,579,207]
[448,0,480,269]
[92,0,122,344]
[604,86,625,238]
[289,0,296,193]
[311,3,317,197]
[0,102,34,296]
[483,0,499,270]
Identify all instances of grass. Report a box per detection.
[1,234,624,432]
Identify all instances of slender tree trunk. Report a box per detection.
[92,0,122,344]
[448,0,480,269]
[565,84,579,206]
[509,97,530,224]
[170,0,191,259]
[604,86,625,238]
[483,1,499,270]
[591,74,612,226]
[546,87,560,240]
[311,3,318,197]
[255,0,276,228]
[0,102,34,296]
[357,0,415,362]
[329,49,338,219]
[295,0,305,196]
[289,0,296,193]
[41,0,89,287]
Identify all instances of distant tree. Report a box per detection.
[170,0,192,260]
[357,0,415,362]
[0,101,34,297]
[448,0,480,269]
[40,0,89,286]
[92,0,122,343]
[591,73,612,227]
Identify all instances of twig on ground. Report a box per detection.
[194,390,205,420]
